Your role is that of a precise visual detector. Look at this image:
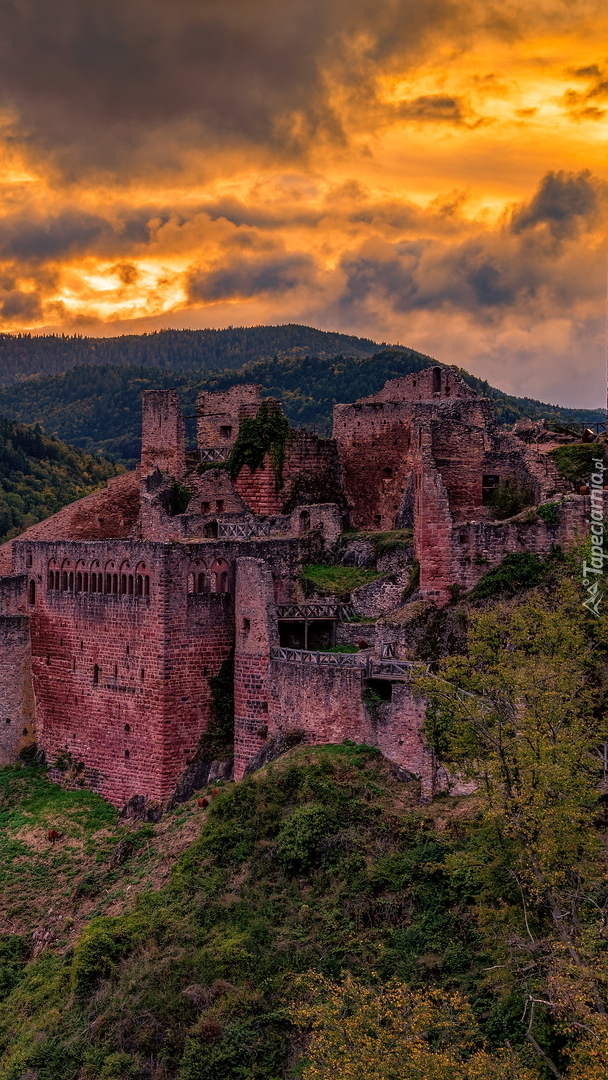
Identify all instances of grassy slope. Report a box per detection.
[0,350,602,466]
[0,745,545,1080]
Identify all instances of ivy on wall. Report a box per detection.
[228,402,291,488]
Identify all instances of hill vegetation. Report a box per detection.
[0,326,380,383]
[0,418,121,544]
[0,349,603,465]
[0,551,607,1080]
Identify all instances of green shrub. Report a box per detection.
[171,482,192,515]
[487,480,533,520]
[471,553,545,599]
[276,805,337,874]
[0,934,28,1001]
[537,501,560,526]
[228,402,290,487]
[549,443,602,485]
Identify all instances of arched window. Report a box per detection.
[121,574,127,594]
[432,366,441,393]
[105,573,112,594]
[83,573,89,592]
[28,580,35,605]
[128,575,134,595]
[76,573,82,592]
[113,574,118,594]
[136,575,143,596]
[68,572,74,591]
[211,559,230,594]
[204,521,218,539]
[47,568,55,590]
[62,572,68,591]
[93,664,100,685]
[197,572,206,593]
[91,573,97,593]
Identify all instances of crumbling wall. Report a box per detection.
[140,389,186,479]
[196,384,262,449]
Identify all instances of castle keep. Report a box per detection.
[0,366,603,807]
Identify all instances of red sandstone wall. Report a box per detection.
[233,457,284,516]
[20,539,234,806]
[233,558,280,779]
[453,493,606,592]
[414,453,457,605]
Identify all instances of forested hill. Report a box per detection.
[0,419,120,543]
[0,325,380,382]
[0,349,603,464]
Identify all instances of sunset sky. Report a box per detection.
[0,0,607,405]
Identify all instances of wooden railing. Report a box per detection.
[270,646,415,679]
[198,446,231,462]
[276,602,355,621]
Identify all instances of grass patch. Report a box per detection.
[549,444,602,485]
[342,529,413,558]
[300,564,382,597]
[470,553,546,599]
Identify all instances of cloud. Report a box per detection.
[510,170,599,242]
[187,252,316,302]
[561,61,608,119]
[0,0,592,175]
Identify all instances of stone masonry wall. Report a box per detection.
[233,558,280,780]
[0,616,36,764]
[196,384,261,449]
[15,539,234,806]
[141,389,186,479]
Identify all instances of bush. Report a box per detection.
[276,805,337,873]
[537,502,560,526]
[487,480,533,520]
[471,553,546,599]
[549,444,602,485]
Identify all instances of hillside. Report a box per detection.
[0,326,380,383]
[0,419,121,544]
[0,350,603,465]
[0,553,607,1080]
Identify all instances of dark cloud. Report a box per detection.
[334,171,605,322]
[186,252,316,302]
[0,211,112,262]
[0,0,526,173]
[395,94,472,124]
[339,239,531,316]
[510,170,598,241]
[562,62,608,119]
[0,290,43,321]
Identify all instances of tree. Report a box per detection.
[290,972,534,1080]
[421,575,608,1076]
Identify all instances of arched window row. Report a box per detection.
[47,563,151,598]
[187,559,231,595]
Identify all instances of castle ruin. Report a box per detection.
[0,365,603,806]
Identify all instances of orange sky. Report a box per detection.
[0,0,607,405]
